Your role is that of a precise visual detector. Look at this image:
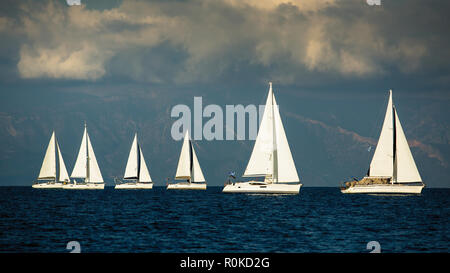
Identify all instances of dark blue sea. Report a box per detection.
[0,187,448,253]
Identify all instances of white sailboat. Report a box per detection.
[32,131,70,188]
[115,133,154,189]
[167,130,206,190]
[223,82,302,194]
[63,123,105,190]
[341,90,425,194]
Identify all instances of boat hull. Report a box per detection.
[167,183,206,190]
[115,183,153,189]
[62,183,105,190]
[223,182,302,194]
[32,182,63,189]
[341,184,424,194]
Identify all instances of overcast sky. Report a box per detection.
[0,0,449,90]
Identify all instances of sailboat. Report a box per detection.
[223,82,302,194]
[167,130,206,190]
[32,131,70,188]
[341,90,425,194]
[115,133,154,189]
[63,123,105,190]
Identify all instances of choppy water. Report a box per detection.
[0,187,448,253]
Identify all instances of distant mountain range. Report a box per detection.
[1,86,448,187]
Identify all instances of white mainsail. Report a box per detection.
[124,134,152,182]
[243,82,299,183]
[175,130,205,182]
[71,124,104,183]
[369,90,394,177]
[71,127,87,178]
[38,132,57,180]
[368,90,422,183]
[243,84,274,178]
[175,131,191,179]
[124,134,139,179]
[393,108,422,183]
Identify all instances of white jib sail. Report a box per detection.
[369,90,394,177]
[243,83,275,177]
[272,93,300,183]
[138,147,152,183]
[86,133,103,183]
[71,127,88,178]
[393,108,422,183]
[56,140,70,182]
[124,134,139,179]
[38,131,56,180]
[175,130,192,180]
[190,142,205,182]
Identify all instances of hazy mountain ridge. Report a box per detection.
[0,88,448,187]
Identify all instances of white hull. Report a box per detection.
[167,182,206,190]
[115,183,153,189]
[32,182,63,189]
[341,183,424,194]
[223,181,302,194]
[62,183,105,190]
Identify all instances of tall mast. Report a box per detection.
[270,82,278,183]
[392,105,397,184]
[189,139,193,183]
[54,131,58,183]
[85,121,90,182]
[137,135,141,183]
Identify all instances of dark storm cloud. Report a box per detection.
[0,0,449,87]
